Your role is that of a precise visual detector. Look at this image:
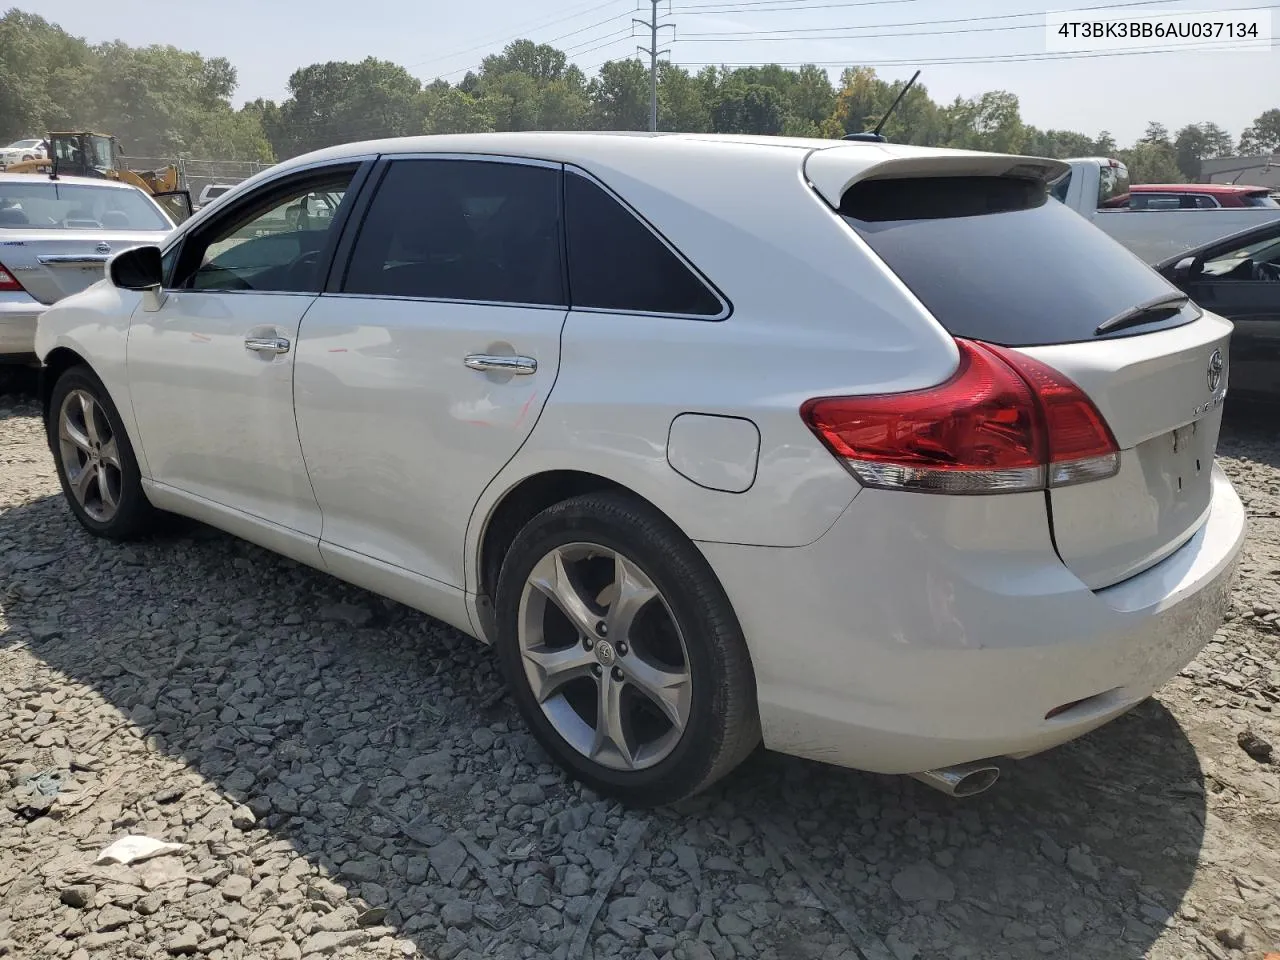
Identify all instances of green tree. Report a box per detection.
[657,63,711,132]
[481,40,569,83]
[273,58,422,158]
[0,10,94,142]
[1173,122,1235,180]
[1239,109,1280,155]
[711,83,787,135]
[1119,140,1183,183]
[590,59,649,130]
[423,87,493,135]
[89,41,238,156]
[942,91,1025,154]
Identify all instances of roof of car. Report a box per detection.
[1131,183,1270,194]
[266,131,1036,177]
[0,171,145,191]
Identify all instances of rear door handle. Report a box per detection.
[245,336,291,356]
[464,354,537,375]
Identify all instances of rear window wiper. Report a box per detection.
[1095,292,1193,335]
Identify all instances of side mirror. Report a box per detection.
[1171,255,1199,281]
[108,246,166,315]
[152,189,194,225]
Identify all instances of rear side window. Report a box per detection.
[1244,193,1280,208]
[343,159,564,306]
[841,176,1193,347]
[565,172,724,317]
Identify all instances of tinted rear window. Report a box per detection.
[1243,193,1280,208]
[841,176,1192,347]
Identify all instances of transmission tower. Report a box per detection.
[634,1,675,132]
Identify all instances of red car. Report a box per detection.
[1104,183,1280,210]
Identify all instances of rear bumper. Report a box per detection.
[0,293,44,362]
[699,465,1245,775]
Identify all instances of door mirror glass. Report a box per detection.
[152,190,194,225]
[109,245,163,290]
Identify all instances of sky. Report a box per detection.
[27,0,1280,146]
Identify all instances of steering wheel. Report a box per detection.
[1251,261,1280,282]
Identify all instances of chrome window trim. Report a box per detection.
[321,291,567,311]
[379,152,562,170]
[563,164,732,323]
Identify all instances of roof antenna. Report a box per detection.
[843,70,921,143]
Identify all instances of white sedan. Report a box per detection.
[0,138,47,166]
[34,132,1246,805]
[1,172,176,377]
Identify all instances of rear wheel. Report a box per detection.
[47,366,160,540]
[495,492,760,807]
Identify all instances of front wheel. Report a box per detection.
[47,365,161,540]
[495,492,760,807]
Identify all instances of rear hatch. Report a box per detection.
[0,231,167,304]
[812,150,1229,590]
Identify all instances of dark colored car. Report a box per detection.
[1158,219,1280,400]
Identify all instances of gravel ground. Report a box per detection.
[2,385,1279,960]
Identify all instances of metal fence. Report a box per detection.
[121,156,276,201]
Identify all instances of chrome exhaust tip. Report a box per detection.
[910,761,1000,798]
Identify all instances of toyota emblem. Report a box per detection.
[95,242,111,255]
[1207,349,1224,392]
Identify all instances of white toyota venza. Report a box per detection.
[35,133,1246,806]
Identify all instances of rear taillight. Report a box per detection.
[801,338,1119,495]
[0,263,24,292]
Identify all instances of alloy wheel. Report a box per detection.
[517,542,693,772]
[58,389,123,523]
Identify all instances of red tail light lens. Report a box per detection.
[984,343,1121,487]
[801,339,1119,495]
[0,263,24,292]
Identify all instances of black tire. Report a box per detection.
[46,365,160,540]
[495,491,761,807]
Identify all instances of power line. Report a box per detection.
[429,10,637,80]
[680,0,1226,36]
[673,38,1274,66]
[403,0,623,70]
[678,0,924,12]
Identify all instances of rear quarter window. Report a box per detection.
[565,171,725,318]
[840,175,1194,347]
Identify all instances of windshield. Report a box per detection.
[7,140,41,150]
[1243,193,1280,208]
[0,181,171,231]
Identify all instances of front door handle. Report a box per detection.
[245,336,291,356]
[464,354,537,375]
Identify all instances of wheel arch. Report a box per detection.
[472,469,690,640]
[40,346,94,422]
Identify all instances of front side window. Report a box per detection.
[564,172,724,317]
[1201,233,1280,280]
[343,159,564,306]
[0,181,170,231]
[177,170,354,293]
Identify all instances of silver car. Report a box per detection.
[0,173,175,372]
